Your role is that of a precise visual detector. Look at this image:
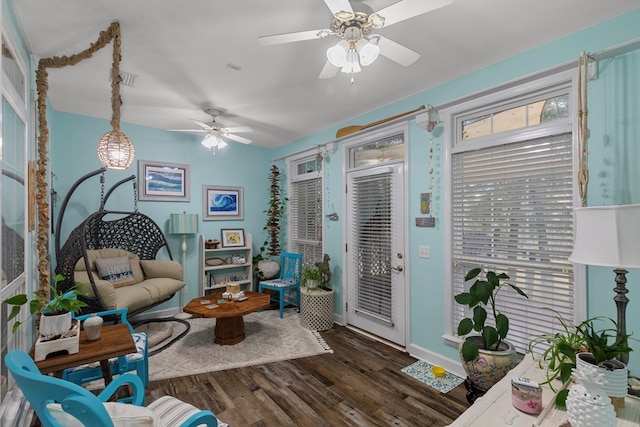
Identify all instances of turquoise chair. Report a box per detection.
[5,350,220,427]
[258,252,303,318]
[63,308,148,397]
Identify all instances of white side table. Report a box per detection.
[448,354,555,426]
[300,287,334,331]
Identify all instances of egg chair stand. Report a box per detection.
[54,168,183,320]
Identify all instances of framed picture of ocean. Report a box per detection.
[202,185,243,221]
[138,160,190,201]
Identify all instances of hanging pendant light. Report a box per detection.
[96,22,135,170]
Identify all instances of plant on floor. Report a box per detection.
[454,267,528,362]
[3,274,88,333]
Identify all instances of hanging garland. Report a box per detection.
[35,22,122,301]
[576,52,590,207]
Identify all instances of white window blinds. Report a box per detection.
[451,133,575,354]
[290,175,323,265]
[350,171,393,321]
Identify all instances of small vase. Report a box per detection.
[83,313,104,341]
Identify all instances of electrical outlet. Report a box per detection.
[419,245,430,259]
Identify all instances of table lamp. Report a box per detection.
[169,212,199,319]
[568,204,640,365]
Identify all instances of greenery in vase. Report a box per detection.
[454,267,528,362]
[302,265,322,288]
[528,311,632,407]
[3,274,88,333]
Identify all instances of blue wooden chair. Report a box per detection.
[5,349,220,427]
[62,308,148,397]
[258,252,303,318]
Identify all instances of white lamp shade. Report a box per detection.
[569,204,640,269]
[169,213,199,235]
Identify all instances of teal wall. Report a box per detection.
[8,2,640,376]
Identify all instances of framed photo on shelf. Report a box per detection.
[221,229,245,248]
[138,160,190,201]
[202,185,244,220]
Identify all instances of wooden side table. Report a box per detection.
[31,323,136,385]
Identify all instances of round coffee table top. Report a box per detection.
[184,292,270,319]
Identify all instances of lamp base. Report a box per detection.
[174,311,192,320]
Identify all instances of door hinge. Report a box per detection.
[345,302,348,311]
[345,243,348,252]
[345,184,348,193]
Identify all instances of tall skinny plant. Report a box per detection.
[264,164,287,256]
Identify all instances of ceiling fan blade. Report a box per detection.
[189,119,213,129]
[225,126,253,133]
[323,0,353,16]
[377,36,420,66]
[319,60,339,79]
[167,129,209,134]
[225,133,252,144]
[258,29,327,46]
[378,0,454,27]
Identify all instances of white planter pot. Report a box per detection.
[576,352,628,398]
[39,311,72,337]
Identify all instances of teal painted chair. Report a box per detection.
[5,350,221,427]
[258,252,303,318]
[62,308,148,396]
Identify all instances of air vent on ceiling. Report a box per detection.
[109,70,139,88]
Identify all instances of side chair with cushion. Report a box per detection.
[63,308,149,396]
[6,350,224,427]
[258,252,303,318]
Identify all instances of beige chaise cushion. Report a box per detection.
[73,249,184,312]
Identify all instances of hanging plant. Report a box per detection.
[264,164,287,256]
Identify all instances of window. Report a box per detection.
[288,156,323,265]
[447,74,579,355]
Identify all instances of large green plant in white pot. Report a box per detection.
[454,267,528,391]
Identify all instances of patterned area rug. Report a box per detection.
[146,308,333,381]
[401,361,465,393]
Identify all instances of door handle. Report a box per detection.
[391,265,404,272]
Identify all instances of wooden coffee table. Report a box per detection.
[184,291,270,345]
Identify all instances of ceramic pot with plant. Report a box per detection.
[454,267,528,390]
[302,265,322,289]
[4,274,88,336]
[528,313,632,408]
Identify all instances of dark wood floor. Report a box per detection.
[146,325,470,426]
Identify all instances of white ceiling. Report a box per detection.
[14,0,639,148]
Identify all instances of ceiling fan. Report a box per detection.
[258,0,453,80]
[169,107,252,152]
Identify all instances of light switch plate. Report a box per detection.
[419,245,430,259]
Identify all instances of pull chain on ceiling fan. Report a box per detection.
[168,107,253,154]
[258,0,454,81]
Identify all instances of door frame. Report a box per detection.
[340,121,410,348]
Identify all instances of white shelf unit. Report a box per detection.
[198,233,253,295]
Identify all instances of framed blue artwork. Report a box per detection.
[202,185,244,220]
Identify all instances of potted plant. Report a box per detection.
[4,274,88,336]
[302,265,322,289]
[528,313,632,407]
[454,267,528,391]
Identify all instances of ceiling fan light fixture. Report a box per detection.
[341,47,362,74]
[327,41,348,67]
[357,38,380,66]
[201,133,228,153]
